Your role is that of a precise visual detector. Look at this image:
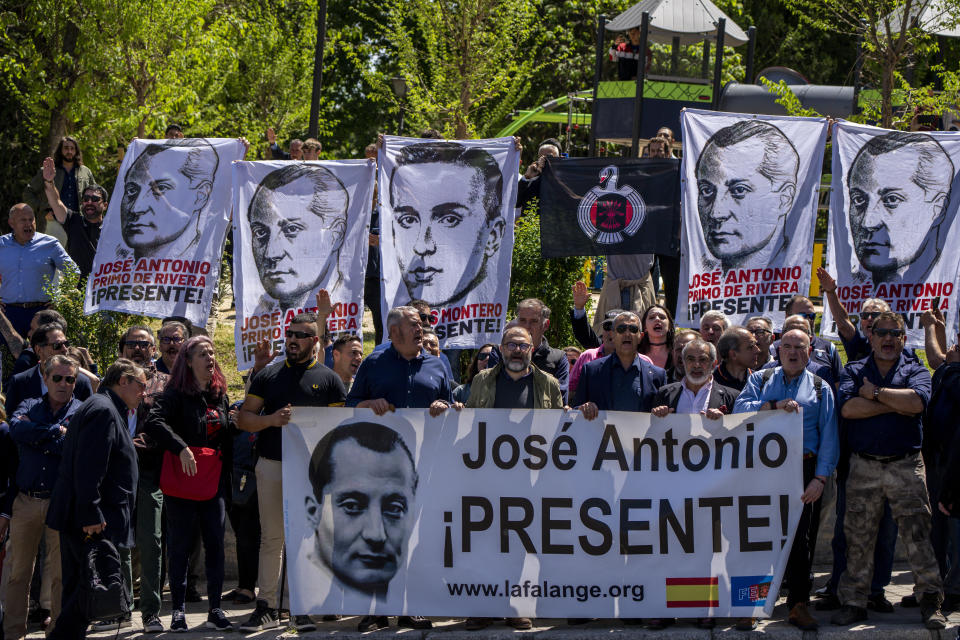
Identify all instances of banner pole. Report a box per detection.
[710,19,726,112]
[308,0,328,139]
[630,12,650,158]
[589,14,606,157]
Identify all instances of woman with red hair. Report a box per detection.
[144,335,232,632]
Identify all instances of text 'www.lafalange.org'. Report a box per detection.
[446,580,645,602]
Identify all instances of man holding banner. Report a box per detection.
[735,329,838,631]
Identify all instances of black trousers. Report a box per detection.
[165,494,225,612]
[785,457,820,607]
[364,277,383,345]
[47,532,88,640]
[226,497,261,592]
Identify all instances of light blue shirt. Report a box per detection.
[0,233,75,303]
[733,367,839,478]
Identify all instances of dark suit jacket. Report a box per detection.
[653,381,738,413]
[571,309,600,350]
[573,353,666,412]
[46,389,138,547]
[5,365,93,416]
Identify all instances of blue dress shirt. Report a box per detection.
[0,233,75,303]
[346,345,453,409]
[734,367,839,478]
[837,352,930,457]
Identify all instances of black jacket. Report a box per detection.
[46,390,138,547]
[143,388,233,489]
[653,381,739,414]
[571,308,600,350]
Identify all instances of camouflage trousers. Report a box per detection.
[839,452,942,607]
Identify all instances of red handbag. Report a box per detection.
[160,447,222,501]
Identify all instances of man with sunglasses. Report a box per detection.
[110,325,169,633]
[5,323,92,417]
[568,309,653,396]
[573,311,666,418]
[238,313,346,633]
[817,268,918,362]
[41,156,105,277]
[3,355,81,640]
[154,321,189,375]
[746,316,776,369]
[345,305,454,633]
[833,312,946,629]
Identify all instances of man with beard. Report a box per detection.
[652,338,736,419]
[22,136,96,232]
[650,337,736,631]
[736,329,838,631]
[462,324,562,631]
[41,156,105,277]
[238,313,346,633]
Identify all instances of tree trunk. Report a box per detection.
[880,59,894,129]
[46,109,68,155]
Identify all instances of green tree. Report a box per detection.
[509,207,584,349]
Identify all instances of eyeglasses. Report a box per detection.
[859,312,882,320]
[43,340,70,351]
[126,376,147,390]
[615,324,640,334]
[159,336,184,345]
[602,320,614,331]
[81,195,102,203]
[51,374,76,384]
[748,328,772,336]
[122,340,152,350]
[798,312,816,322]
[477,352,491,360]
[873,328,905,338]
[285,330,316,339]
[503,342,532,352]
[419,313,432,325]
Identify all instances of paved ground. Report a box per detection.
[21,568,960,639]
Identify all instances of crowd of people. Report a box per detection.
[0,126,957,638]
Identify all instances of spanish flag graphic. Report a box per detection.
[665,577,719,608]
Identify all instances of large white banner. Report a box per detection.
[232,160,375,369]
[677,110,828,329]
[283,408,802,618]
[378,136,519,348]
[84,138,246,325]
[823,121,960,347]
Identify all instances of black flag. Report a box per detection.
[538,157,680,258]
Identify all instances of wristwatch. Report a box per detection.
[873,386,882,401]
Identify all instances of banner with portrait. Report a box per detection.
[822,121,960,347]
[537,158,681,258]
[677,110,828,330]
[84,138,247,325]
[231,160,375,370]
[282,407,803,619]
[378,136,520,348]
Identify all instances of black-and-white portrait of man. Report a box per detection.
[305,422,418,597]
[388,142,506,307]
[847,131,954,285]
[695,120,799,271]
[120,138,219,259]
[247,164,349,311]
